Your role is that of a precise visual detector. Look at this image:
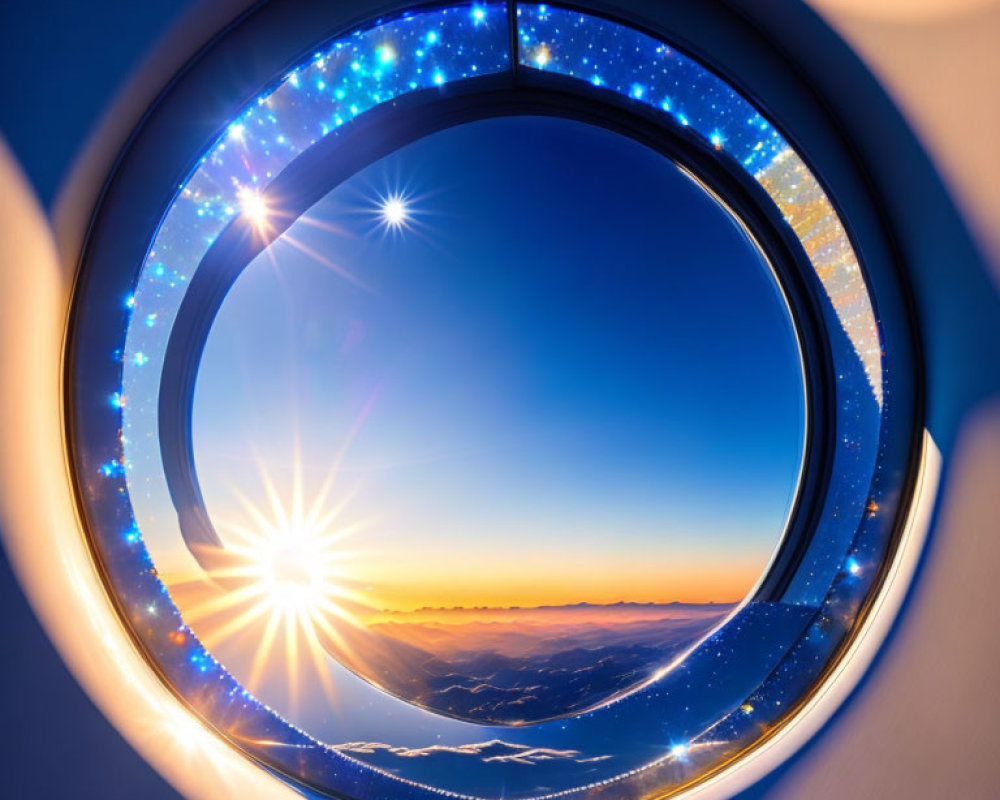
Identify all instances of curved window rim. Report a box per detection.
[61,1,926,799]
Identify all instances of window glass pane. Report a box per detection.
[159,116,807,744]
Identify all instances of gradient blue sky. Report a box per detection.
[189,115,805,607]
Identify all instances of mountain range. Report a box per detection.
[167,575,735,725]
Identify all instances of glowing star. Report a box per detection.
[471,5,486,23]
[238,188,271,234]
[534,45,551,67]
[379,193,411,230]
[670,743,689,760]
[376,45,396,64]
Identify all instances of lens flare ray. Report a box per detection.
[171,455,378,708]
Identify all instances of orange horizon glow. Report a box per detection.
[357,572,756,612]
[347,545,764,611]
[156,440,773,622]
[163,556,759,615]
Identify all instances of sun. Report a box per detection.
[257,535,326,611]
[175,459,375,705]
[227,519,351,620]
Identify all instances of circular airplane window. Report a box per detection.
[168,113,806,729]
[60,3,922,800]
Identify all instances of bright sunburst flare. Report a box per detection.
[378,191,412,230]
[177,456,376,707]
[237,186,272,236]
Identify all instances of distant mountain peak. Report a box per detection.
[384,599,736,614]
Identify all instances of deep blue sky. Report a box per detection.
[186,115,805,611]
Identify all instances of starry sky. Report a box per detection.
[171,114,807,610]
